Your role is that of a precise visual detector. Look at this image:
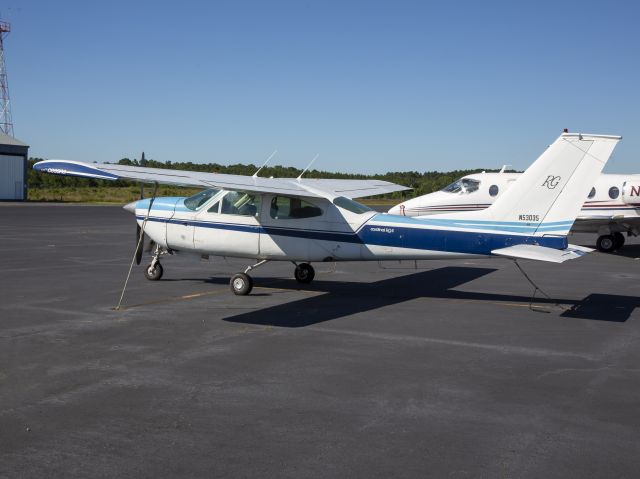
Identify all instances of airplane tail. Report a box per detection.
[450,132,621,236]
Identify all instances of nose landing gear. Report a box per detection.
[144,245,166,281]
[144,261,164,281]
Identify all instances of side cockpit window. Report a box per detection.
[442,178,480,194]
[270,196,323,219]
[221,191,261,216]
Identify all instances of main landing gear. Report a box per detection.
[596,232,625,253]
[229,261,316,296]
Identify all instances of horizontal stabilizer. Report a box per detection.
[491,244,593,263]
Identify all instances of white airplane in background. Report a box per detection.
[34,132,620,296]
[389,170,640,253]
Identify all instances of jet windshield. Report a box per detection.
[441,178,480,194]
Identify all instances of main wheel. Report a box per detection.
[294,263,315,284]
[613,232,625,249]
[596,235,616,253]
[230,273,253,295]
[144,262,163,281]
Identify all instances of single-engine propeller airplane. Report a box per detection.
[34,131,620,296]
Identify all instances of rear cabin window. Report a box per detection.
[332,196,372,214]
[489,185,499,197]
[221,191,261,216]
[270,196,323,219]
[588,187,596,199]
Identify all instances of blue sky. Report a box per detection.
[4,0,640,173]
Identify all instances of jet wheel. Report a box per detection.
[613,232,625,249]
[596,235,616,253]
[144,262,163,281]
[294,263,315,284]
[230,273,253,295]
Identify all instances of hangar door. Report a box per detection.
[0,154,24,200]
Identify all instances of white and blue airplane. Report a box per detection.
[34,132,620,295]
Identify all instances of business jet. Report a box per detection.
[34,131,619,296]
[389,170,640,253]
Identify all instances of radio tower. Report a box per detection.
[0,20,13,137]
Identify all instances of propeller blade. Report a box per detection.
[135,223,144,265]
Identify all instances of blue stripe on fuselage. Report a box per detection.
[137,214,568,254]
[358,223,567,252]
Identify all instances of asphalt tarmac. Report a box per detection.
[2,204,640,478]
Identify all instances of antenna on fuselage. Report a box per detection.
[252,150,278,178]
[499,164,511,173]
[297,154,319,181]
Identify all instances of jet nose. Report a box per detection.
[123,200,138,214]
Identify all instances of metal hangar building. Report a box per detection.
[0,130,29,200]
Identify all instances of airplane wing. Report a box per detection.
[491,244,593,263]
[33,160,410,199]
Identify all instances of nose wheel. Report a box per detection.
[144,261,163,281]
[294,263,315,284]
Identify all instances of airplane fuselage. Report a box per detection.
[133,190,568,263]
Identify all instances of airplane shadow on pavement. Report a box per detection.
[208,266,640,327]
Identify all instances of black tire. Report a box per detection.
[144,262,163,281]
[230,273,253,295]
[294,263,315,284]
[613,232,625,249]
[596,235,616,253]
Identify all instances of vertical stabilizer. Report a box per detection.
[458,132,621,235]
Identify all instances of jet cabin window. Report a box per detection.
[442,178,480,194]
[270,196,323,219]
[184,188,220,211]
[221,191,261,216]
[609,186,620,199]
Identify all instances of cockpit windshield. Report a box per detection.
[184,188,221,210]
[441,178,480,194]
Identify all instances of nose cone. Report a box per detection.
[123,200,138,214]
